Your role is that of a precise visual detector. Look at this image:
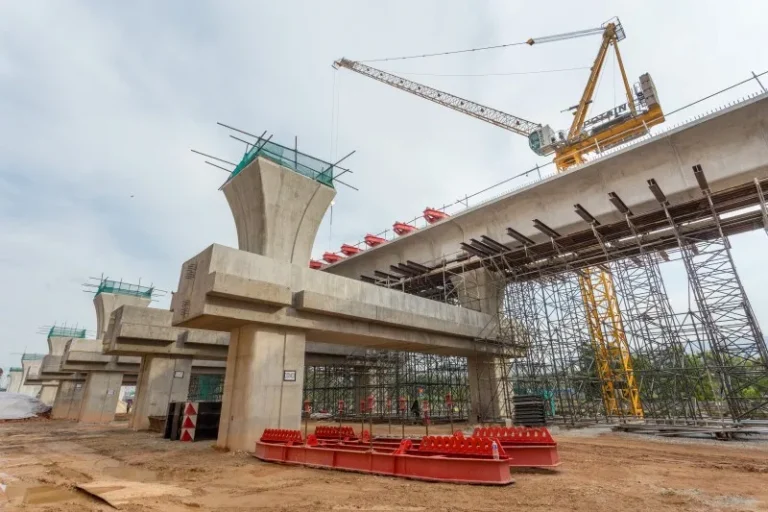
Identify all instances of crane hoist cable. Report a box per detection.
[357,25,606,63]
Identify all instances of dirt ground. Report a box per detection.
[1,418,767,511]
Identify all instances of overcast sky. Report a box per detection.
[2,1,768,377]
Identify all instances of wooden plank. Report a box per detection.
[77,480,191,509]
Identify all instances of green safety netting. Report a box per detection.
[21,353,45,361]
[96,279,154,299]
[48,326,87,339]
[229,139,335,188]
[188,374,224,402]
[9,367,22,372]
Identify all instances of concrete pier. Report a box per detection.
[6,368,23,394]
[172,154,498,451]
[217,325,306,452]
[131,356,192,430]
[69,284,152,424]
[79,371,123,423]
[455,269,510,421]
[186,155,334,451]
[467,353,508,421]
[51,380,85,420]
[38,384,59,406]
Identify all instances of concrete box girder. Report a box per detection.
[324,93,768,279]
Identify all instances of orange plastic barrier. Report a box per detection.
[472,426,555,444]
[340,244,362,256]
[417,435,508,459]
[364,234,387,247]
[314,426,358,440]
[254,436,512,485]
[392,222,417,236]
[423,208,450,224]
[322,252,343,264]
[471,427,560,468]
[260,429,304,445]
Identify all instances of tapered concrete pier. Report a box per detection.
[75,279,152,423]
[172,147,497,452]
[186,151,334,451]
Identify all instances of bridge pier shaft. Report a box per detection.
[131,356,192,431]
[217,325,306,452]
[454,269,511,423]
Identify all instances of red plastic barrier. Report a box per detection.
[322,252,343,264]
[393,222,417,236]
[417,436,508,459]
[260,429,304,445]
[423,208,450,224]
[364,234,387,247]
[314,426,358,440]
[253,441,512,485]
[309,260,323,270]
[471,427,560,468]
[472,426,555,445]
[340,244,362,256]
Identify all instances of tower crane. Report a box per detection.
[333,17,663,171]
[334,17,651,417]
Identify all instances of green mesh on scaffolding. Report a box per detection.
[188,374,224,402]
[48,326,87,339]
[96,279,154,299]
[21,353,45,361]
[229,139,335,188]
[9,367,22,372]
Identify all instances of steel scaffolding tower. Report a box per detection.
[301,168,768,426]
[652,166,768,419]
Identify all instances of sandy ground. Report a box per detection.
[1,418,767,511]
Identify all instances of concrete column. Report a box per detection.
[38,384,59,406]
[467,354,510,422]
[78,372,123,424]
[217,325,306,452]
[131,356,192,431]
[453,269,511,422]
[51,381,85,420]
[6,370,23,393]
[352,368,371,413]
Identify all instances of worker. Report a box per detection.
[410,399,420,418]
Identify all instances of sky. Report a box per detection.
[1,1,768,375]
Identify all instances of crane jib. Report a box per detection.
[336,58,541,138]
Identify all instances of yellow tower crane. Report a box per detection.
[334,17,658,417]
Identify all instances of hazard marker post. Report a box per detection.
[180,402,198,442]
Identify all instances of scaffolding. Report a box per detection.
[47,325,87,339]
[346,167,768,426]
[82,274,165,300]
[303,350,470,424]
